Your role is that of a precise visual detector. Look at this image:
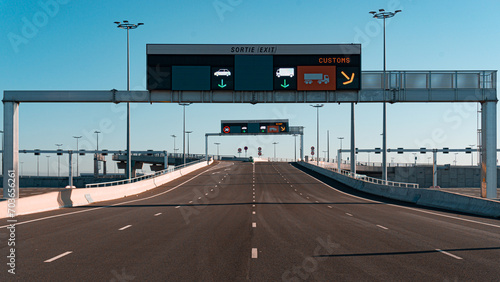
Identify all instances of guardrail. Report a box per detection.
[85,159,205,188]
[310,161,419,189]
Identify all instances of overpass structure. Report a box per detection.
[3,69,497,199]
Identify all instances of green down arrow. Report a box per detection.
[281,79,289,88]
[218,79,227,88]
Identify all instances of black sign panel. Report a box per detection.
[221,120,288,134]
[147,44,361,91]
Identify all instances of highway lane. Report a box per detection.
[0,161,499,281]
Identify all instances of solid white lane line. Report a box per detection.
[175,206,181,209]
[346,213,353,217]
[436,249,463,260]
[44,251,73,263]
[252,248,258,258]
[154,213,162,216]
[376,225,389,230]
[119,225,132,231]
[252,222,257,228]
[252,211,256,214]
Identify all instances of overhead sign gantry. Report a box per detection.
[221,119,288,134]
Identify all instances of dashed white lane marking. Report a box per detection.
[252,211,256,214]
[253,199,256,202]
[376,225,389,230]
[44,251,73,263]
[315,201,319,203]
[205,193,208,195]
[119,225,132,231]
[154,213,162,216]
[307,197,310,199]
[198,197,202,200]
[294,189,297,191]
[300,193,303,195]
[300,168,500,230]
[175,206,181,209]
[327,206,333,209]
[189,201,193,204]
[252,222,257,228]
[252,248,258,258]
[436,249,463,260]
[252,205,255,207]
[253,196,255,199]
[346,213,353,217]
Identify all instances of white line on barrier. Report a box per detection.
[44,251,72,263]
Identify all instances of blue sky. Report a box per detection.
[1,0,498,175]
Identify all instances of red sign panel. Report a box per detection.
[297,66,336,91]
[223,126,230,133]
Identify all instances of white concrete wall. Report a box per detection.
[0,160,213,218]
[298,162,500,218]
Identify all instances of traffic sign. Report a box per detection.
[244,146,248,151]
[258,151,262,156]
[238,148,242,153]
[221,119,288,134]
[311,146,315,150]
[258,147,262,151]
[147,44,361,92]
[311,151,315,155]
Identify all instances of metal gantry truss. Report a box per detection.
[2,70,497,199]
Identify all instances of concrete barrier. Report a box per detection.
[0,160,213,218]
[298,161,500,218]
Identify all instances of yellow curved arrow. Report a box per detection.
[341,71,355,85]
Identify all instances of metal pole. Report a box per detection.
[432,150,437,188]
[46,156,50,177]
[327,130,330,162]
[37,155,39,176]
[300,133,304,161]
[294,135,297,161]
[205,135,208,164]
[69,152,73,187]
[350,103,356,175]
[183,105,186,164]
[316,106,319,165]
[382,15,387,182]
[337,149,341,171]
[126,27,131,180]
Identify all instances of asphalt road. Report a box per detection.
[1,161,499,281]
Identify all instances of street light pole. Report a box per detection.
[293,134,298,161]
[310,104,324,165]
[327,130,330,162]
[171,135,177,156]
[370,8,402,181]
[115,20,144,180]
[179,103,192,165]
[46,155,50,176]
[454,153,458,166]
[73,136,82,176]
[469,144,475,166]
[186,131,193,157]
[273,142,279,159]
[337,137,344,164]
[55,143,63,177]
[214,142,221,160]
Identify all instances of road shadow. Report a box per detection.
[314,246,500,258]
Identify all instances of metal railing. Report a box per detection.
[85,159,205,188]
[362,70,496,89]
[308,161,419,189]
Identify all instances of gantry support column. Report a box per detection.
[3,102,19,199]
[481,101,497,199]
